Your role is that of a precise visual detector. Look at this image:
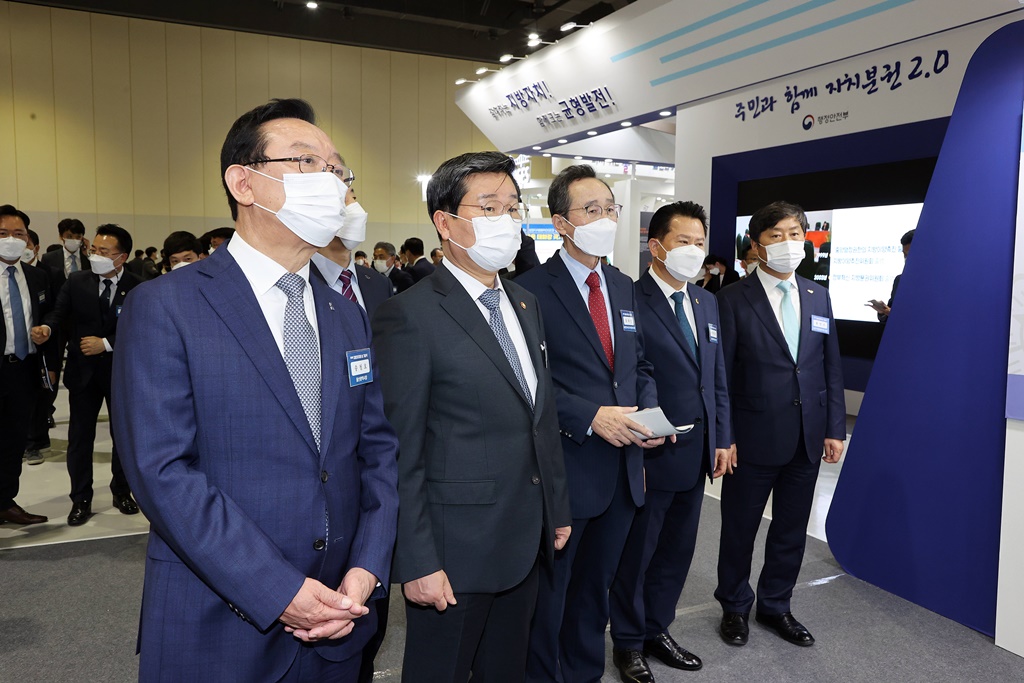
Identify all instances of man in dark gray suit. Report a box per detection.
[372,151,571,683]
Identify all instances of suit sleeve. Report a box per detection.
[370,299,441,584]
[633,288,658,410]
[534,306,572,528]
[112,285,306,631]
[718,291,738,444]
[42,272,72,331]
[823,293,847,440]
[709,298,732,447]
[35,270,60,374]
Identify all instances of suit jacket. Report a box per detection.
[700,269,740,294]
[513,230,540,277]
[372,264,570,594]
[387,266,414,294]
[634,272,730,492]
[1,261,58,373]
[407,257,435,283]
[878,273,901,324]
[40,247,90,295]
[309,261,392,320]
[717,273,845,466]
[43,269,141,391]
[516,251,658,519]
[111,247,399,681]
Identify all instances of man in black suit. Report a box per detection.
[39,217,91,292]
[609,201,732,681]
[401,237,435,283]
[517,164,664,683]
[0,205,57,525]
[699,253,741,294]
[373,151,571,683]
[372,241,413,294]
[868,228,914,323]
[715,201,845,647]
[42,223,143,526]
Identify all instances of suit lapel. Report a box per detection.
[506,280,546,421]
[796,278,814,363]
[606,269,631,375]
[741,275,793,361]
[640,273,697,368]
[312,276,351,465]
[198,254,319,456]
[436,268,534,412]
[687,282,709,369]
[546,254,610,372]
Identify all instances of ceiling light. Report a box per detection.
[604,174,611,178]
[475,67,499,75]
[416,175,432,182]
[532,146,542,150]
[659,110,672,117]
[528,33,539,40]
[561,21,593,32]
[574,156,583,160]
[604,158,612,163]
[306,1,318,8]
[557,138,568,144]
[455,78,479,85]
[499,54,525,63]
[586,130,597,136]
[542,153,552,157]
[620,121,632,127]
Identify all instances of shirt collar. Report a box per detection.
[559,248,605,290]
[441,258,503,303]
[755,264,794,295]
[311,252,344,287]
[649,266,686,301]
[227,230,311,296]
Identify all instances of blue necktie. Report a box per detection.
[777,280,799,361]
[275,273,322,450]
[69,253,79,273]
[479,288,533,411]
[6,265,30,360]
[670,290,699,365]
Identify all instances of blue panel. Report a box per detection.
[826,19,1024,636]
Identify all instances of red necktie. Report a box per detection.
[585,272,614,371]
[338,269,357,303]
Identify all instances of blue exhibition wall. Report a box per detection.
[825,20,1024,636]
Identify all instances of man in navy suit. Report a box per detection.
[112,98,399,682]
[518,164,664,683]
[372,241,414,295]
[714,201,845,648]
[609,201,732,681]
[401,237,435,283]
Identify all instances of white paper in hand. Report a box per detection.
[627,407,694,439]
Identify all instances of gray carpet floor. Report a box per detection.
[2,495,1022,682]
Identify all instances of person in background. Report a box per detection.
[699,253,740,294]
[402,237,434,283]
[163,231,204,270]
[353,250,368,267]
[429,246,443,266]
[200,227,235,256]
[21,228,40,266]
[372,241,414,295]
[124,249,149,280]
[739,245,759,278]
[40,218,91,293]
[21,227,53,465]
[867,228,915,324]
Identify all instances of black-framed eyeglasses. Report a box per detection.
[568,204,623,220]
[248,154,355,186]
[457,201,527,223]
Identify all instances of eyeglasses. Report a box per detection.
[458,201,527,223]
[93,247,122,258]
[568,204,623,220]
[248,154,355,186]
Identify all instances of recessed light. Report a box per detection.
[659,110,672,117]
[574,156,583,160]
[620,121,632,127]
[306,1,318,8]
[604,174,611,178]
[557,138,568,144]
[542,153,552,157]
[604,158,612,163]
[416,175,432,182]
[586,131,597,136]
[532,146,542,150]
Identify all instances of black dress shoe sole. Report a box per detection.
[720,633,748,646]
[755,616,815,647]
[67,511,93,527]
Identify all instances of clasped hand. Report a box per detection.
[592,406,668,449]
[279,569,376,642]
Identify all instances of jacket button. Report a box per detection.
[313,539,326,551]
[613,381,619,389]
[795,368,801,374]
[793,399,801,406]
[533,429,539,437]
[694,417,703,424]
[531,475,541,485]
[321,470,329,482]
[700,385,705,392]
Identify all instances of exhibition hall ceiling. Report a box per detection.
[11,0,634,62]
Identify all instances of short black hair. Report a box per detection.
[374,241,397,257]
[548,164,612,219]
[426,151,520,218]
[96,223,133,256]
[145,246,158,257]
[430,247,443,258]
[354,250,367,260]
[703,254,730,269]
[163,230,203,258]
[901,229,915,247]
[647,201,708,243]
[57,217,84,237]
[26,228,39,247]
[0,204,30,228]
[134,249,143,257]
[748,201,808,243]
[220,98,318,221]
[402,237,425,258]
[46,244,62,253]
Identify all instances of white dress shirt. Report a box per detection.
[228,232,320,356]
[64,246,81,277]
[441,259,538,402]
[755,265,801,332]
[96,268,123,353]
[650,267,698,348]
[558,248,615,351]
[311,252,365,310]
[2,261,35,356]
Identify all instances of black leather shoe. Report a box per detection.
[67,501,93,526]
[612,648,655,683]
[112,494,140,515]
[0,504,48,525]
[643,632,702,671]
[720,612,749,646]
[755,611,815,646]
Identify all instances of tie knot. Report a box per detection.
[478,288,501,311]
[103,278,112,286]
[776,280,792,294]
[6,265,15,276]
[276,272,306,300]
[585,271,601,291]
[338,269,353,285]
[670,291,684,305]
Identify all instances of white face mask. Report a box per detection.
[372,258,390,274]
[761,240,805,273]
[171,261,191,271]
[447,213,522,273]
[655,242,704,281]
[564,216,617,257]
[250,168,348,248]
[63,238,82,253]
[22,248,36,264]
[354,258,366,267]
[338,201,368,250]
[709,267,721,276]
[0,237,27,262]
[88,253,119,275]
[745,262,758,275]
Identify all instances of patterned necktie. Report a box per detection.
[337,269,357,303]
[777,280,799,361]
[275,273,322,450]
[100,279,113,318]
[585,271,614,371]
[478,288,533,411]
[669,290,699,365]
[69,253,78,273]
[6,266,30,360]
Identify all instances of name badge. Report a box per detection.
[811,315,830,334]
[115,305,123,318]
[346,348,373,387]
[620,310,636,333]
[707,323,719,343]
[37,291,46,303]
